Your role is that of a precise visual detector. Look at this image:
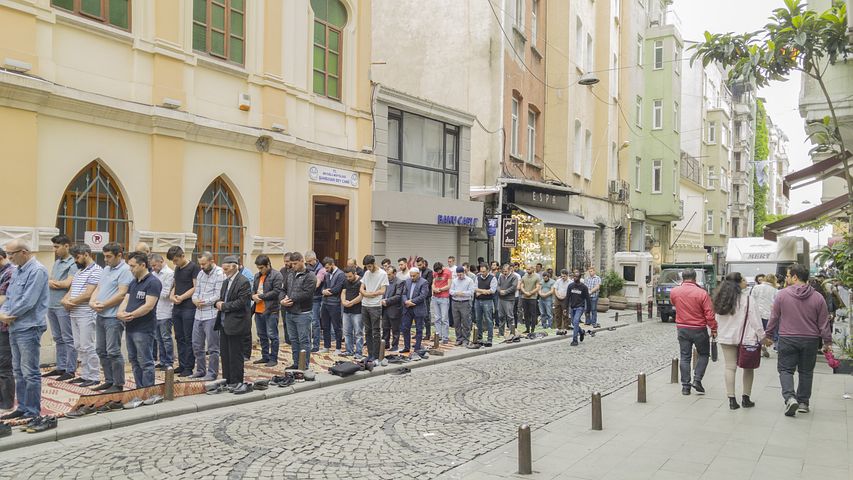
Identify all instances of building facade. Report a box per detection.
[729,80,757,238]
[767,118,790,216]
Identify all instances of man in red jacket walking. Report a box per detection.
[670,268,717,396]
[763,264,831,417]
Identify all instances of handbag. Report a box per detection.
[736,297,761,369]
[711,339,718,362]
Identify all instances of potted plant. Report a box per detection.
[833,330,853,375]
[600,271,625,311]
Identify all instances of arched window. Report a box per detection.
[311,0,347,100]
[56,162,130,257]
[193,177,243,262]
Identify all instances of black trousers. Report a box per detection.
[0,331,14,410]
[777,336,820,405]
[522,298,539,332]
[382,314,401,349]
[240,333,251,360]
[362,307,382,361]
[172,307,196,373]
[220,332,245,385]
[320,303,343,350]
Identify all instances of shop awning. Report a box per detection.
[514,204,599,231]
[783,151,851,195]
[763,194,850,240]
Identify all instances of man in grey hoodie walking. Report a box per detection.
[763,264,831,417]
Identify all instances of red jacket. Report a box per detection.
[670,281,717,332]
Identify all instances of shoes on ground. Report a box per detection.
[682,385,691,395]
[692,381,705,395]
[143,395,164,406]
[741,395,755,408]
[729,397,740,410]
[96,401,123,413]
[123,397,144,409]
[391,367,411,375]
[0,423,11,437]
[253,380,270,391]
[570,341,579,346]
[784,397,799,417]
[232,382,254,395]
[65,404,98,418]
[797,403,809,413]
[24,416,57,434]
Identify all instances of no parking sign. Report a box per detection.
[84,231,109,252]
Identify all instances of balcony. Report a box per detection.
[680,152,703,185]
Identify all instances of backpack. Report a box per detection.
[329,361,362,377]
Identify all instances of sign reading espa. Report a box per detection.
[308,164,359,189]
[437,214,479,227]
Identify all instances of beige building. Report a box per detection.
[0,0,375,272]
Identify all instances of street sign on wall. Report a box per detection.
[84,231,109,252]
[501,218,518,248]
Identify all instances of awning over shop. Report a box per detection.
[783,151,852,196]
[763,194,849,241]
[513,204,599,231]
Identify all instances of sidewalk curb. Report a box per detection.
[0,321,641,452]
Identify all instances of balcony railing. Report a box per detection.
[680,151,702,185]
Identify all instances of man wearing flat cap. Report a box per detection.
[215,256,252,387]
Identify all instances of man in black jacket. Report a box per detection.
[381,267,404,352]
[215,256,252,386]
[417,257,434,340]
[251,255,284,367]
[565,270,591,346]
[280,252,317,370]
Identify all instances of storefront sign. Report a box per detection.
[308,164,359,188]
[84,231,109,252]
[502,218,518,248]
[436,214,479,227]
[486,218,498,237]
[512,188,570,211]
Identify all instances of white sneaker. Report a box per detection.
[411,353,422,361]
[797,404,809,413]
[333,349,342,355]
[785,397,799,417]
[317,348,329,354]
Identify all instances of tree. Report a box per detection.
[691,0,853,213]
[753,100,770,234]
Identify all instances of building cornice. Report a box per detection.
[376,85,476,128]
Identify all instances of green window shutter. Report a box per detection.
[328,52,339,76]
[108,0,129,29]
[231,0,244,11]
[314,21,325,46]
[313,45,325,71]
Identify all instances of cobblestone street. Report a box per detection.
[0,322,676,479]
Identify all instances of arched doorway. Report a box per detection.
[56,161,130,263]
[193,177,244,263]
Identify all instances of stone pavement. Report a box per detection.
[0,319,673,479]
[446,346,853,480]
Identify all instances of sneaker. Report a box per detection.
[411,353,422,361]
[797,404,809,414]
[55,372,75,381]
[65,405,97,418]
[692,381,705,395]
[318,348,329,354]
[143,395,164,406]
[784,397,799,417]
[122,397,144,409]
[682,386,691,396]
[570,341,579,346]
[27,416,57,433]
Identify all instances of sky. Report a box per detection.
[674,0,832,249]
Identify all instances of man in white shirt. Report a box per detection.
[750,273,778,357]
[552,269,571,335]
[150,253,175,369]
[191,252,225,380]
[359,255,388,364]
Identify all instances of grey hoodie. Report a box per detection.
[497,273,518,299]
[766,283,831,345]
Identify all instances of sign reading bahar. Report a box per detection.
[309,164,359,188]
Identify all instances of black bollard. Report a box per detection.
[591,392,602,430]
[638,373,647,403]
[164,367,175,401]
[518,424,532,474]
[614,311,619,322]
[670,358,679,384]
[647,300,653,319]
[636,304,643,323]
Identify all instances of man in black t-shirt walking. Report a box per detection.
[167,247,200,378]
[117,252,162,388]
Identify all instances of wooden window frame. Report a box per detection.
[313,20,344,100]
[51,0,131,31]
[193,0,246,66]
[193,178,244,263]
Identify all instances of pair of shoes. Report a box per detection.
[741,395,755,408]
[41,369,64,378]
[784,397,799,417]
[682,386,691,395]
[24,416,57,434]
[91,382,113,391]
[271,374,295,387]
[232,382,254,395]
[410,353,422,361]
[265,360,278,368]
[391,367,411,375]
[65,404,98,418]
[143,395,164,406]
[0,423,11,437]
[570,341,579,346]
[797,403,809,414]
[206,385,227,395]
[68,377,86,384]
[103,385,124,394]
[97,401,123,413]
[56,372,75,381]
[123,397,144,409]
[729,397,740,410]
[252,358,268,365]
[0,410,25,421]
[253,380,270,391]
[692,381,705,395]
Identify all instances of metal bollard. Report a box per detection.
[591,392,602,430]
[472,325,478,344]
[164,367,175,401]
[647,300,653,319]
[614,311,619,322]
[433,334,440,349]
[379,342,386,360]
[638,373,647,403]
[670,358,679,384]
[636,304,643,323]
[518,424,532,475]
[298,350,307,370]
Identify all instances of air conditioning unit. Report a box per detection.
[608,180,620,195]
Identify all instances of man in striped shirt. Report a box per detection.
[61,244,103,387]
[583,267,602,328]
[191,252,225,380]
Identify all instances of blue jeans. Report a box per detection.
[571,307,585,343]
[342,312,364,355]
[126,329,156,387]
[286,311,313,367]
[431,297,450,341]
[587,297,599,325]
[474,299,495,342]
[311,297,322,351]
[538,298,553,329]
[47,307,76,373]
[96,315,125,386]
[254,311,279,361]
[9,326,44,417]
[156,317,174,366]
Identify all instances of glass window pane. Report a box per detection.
[81,0,102,17]
[314,22,326,45]
[444,174,458,199]
[193,0,207,22]
[313,46,325,71]
[388,118,400,160]
[445,131,457,170]
[211,4,225,29]
[328,0,347,27]
[193,23,207,51]
[109,0,129,28]
[231,0,244,11]
[328,53,339,76]
[230,11,243,36]
[313,71,325,95]
[229,37,243,63]
[328,29,340,52]
[388,163,401,192]
[211,31,225,56]
[311,0,327,21]
[328,76,339,99]
[402,113,442,169]
[403,167,442,197]
[52,0,74,11]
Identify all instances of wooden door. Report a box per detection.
[313,201,347,265]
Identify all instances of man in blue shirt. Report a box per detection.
[118,252,162,388]
[0,240,49,420]
[44,234,77,381]
[89,242,133,394]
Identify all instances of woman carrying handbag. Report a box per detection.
[713,272,765,410]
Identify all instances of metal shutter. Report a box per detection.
[385,223,458,265]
